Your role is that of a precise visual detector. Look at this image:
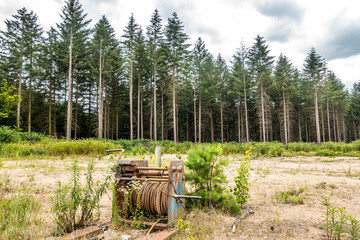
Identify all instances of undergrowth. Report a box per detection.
[322,196,360,239]
[51,159,111,235]
[0,189,44,240]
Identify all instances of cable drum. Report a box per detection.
[132,182,169,216]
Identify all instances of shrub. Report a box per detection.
[232,149,252,206]
[185,145,239,212]
[274,186,306,204]
[0,189,43,239]
[51,159,111,235]
[0,126,20,143]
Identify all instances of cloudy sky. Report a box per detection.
[1,0,359,89]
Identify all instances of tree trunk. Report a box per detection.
[28,52,32,133]
[172,64,177,143]
[336,107,340,142]
[49,67,52,136]
[260,81,266,142]
[326,97,331,141]
[137,72,141,139]
[161,90,164,141]
[154,63,157,141]
[321,104,325,142]
[53,84,57,137]
[243,63,249,142]
[198,92,202,143]
[16,42,24,129]
[313,83,321,144]
[194,88,197,143]
[74,82,78,139]
[237,96,241,143]
[150,93,153,140]
[210,106,214,143]
[220,92,224,143]
[116,107,119,140]
[298,109,302,141]
[283,89,288,144]
[98,39,103,138]
[141,82,144,139]
[129,57,133,140]
[66,31,73,140]
[333,105,337,142]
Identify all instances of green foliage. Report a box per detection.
[233,149,252,206]
[0,126,21,143]
[274,186,307,204]
[0,189,43,240]
[51,159,111,234]
[185,145,239,212]
[322,196,360,240]
[0,82,18,119]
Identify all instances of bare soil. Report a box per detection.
[0,154,359,239]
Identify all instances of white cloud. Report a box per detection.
[0,0,359,88]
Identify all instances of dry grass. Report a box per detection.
[0,154,360,239]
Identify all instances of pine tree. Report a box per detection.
[247,35,274,141]
[274,54,295,144]
[122,13,140,141]
[57,0,91,139]
[164,12,190,142]
[0,8,42,129]
[303,48,324,144]
[191,38,212,143]
[147,9,163,141]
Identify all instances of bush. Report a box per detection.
[274,186,306,204]
[233,149,252,206]
[51,159,111,234]
[0,189,43,239]
[0,126,20,143]
[185,145,239,212]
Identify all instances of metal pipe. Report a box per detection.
[136,167,168,171]
[174,194,202,199]
[117,177,168,182]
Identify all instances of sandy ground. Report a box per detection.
[0,154,359,239]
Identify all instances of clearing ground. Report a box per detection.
[0,154,359,239]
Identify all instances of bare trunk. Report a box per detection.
[194,88,197,142]
[116,107,119,140]
[172,64,177,143]
[314,84,321,144]
[333,105,337,142]
[210,107,214,143]
[260,81,266,142]
[74,84,78,139]
[154,64,157,141]
[336,107,340,142]
[243,65,249,142]
[327,97,331,141]
[141,83,144,139]
[28,53,32,133]
[66,32,73,140]
[16,42,24,129]
[49,69,52,136]
[283,89,288,144]
[305,117,309,142]
[53,85,57,137]
[198,92,202,143]
[321,104,325,142]
[220,92,224,143]
[98,39,103,138]
[137,72,141,139]
[298,110,302,141]
[161,90,164,141]
[150,94,153,140]
[237,96,241,143]
[129,58,133,140]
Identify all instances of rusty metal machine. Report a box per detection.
[108,149,200,228]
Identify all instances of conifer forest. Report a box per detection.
[1,0,359,144]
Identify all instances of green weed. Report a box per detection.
[274,186,307,204]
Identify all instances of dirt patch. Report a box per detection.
[1,155,359,239]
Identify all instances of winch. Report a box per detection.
[108,149,201,228]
